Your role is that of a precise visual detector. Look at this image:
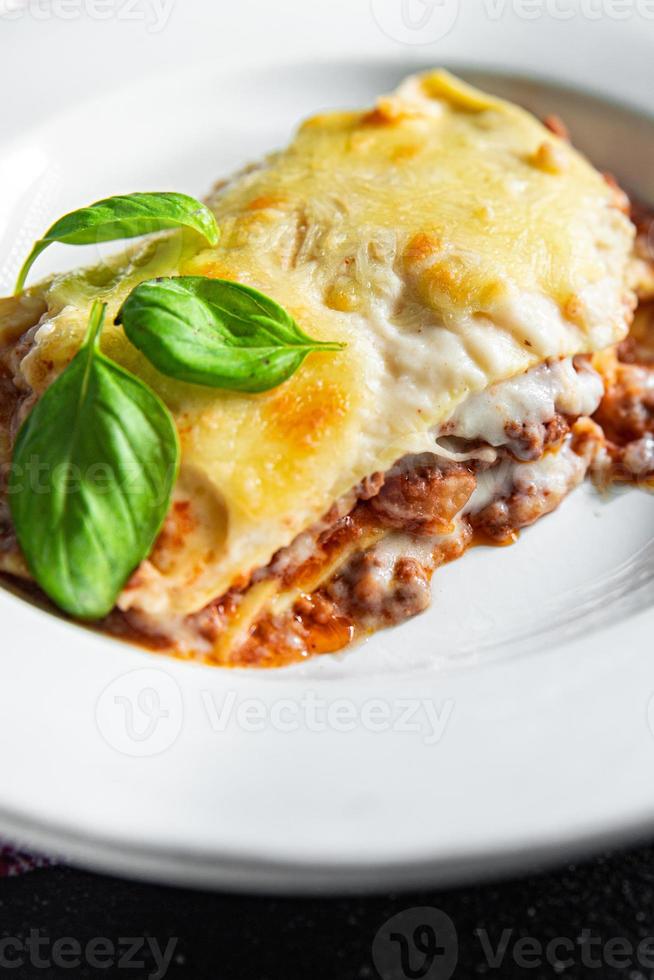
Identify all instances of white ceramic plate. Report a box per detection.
[1,8,654,891]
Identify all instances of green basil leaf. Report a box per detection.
[15,192,220,293]
[8,301,180,620]
[116,276,345,393]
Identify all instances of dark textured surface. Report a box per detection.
[2,844,654,978]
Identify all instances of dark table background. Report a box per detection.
[3,841,654,979]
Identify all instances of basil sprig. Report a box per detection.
[8,301,179,620]
[116,276,345,393]
[15,192,219,293]
[8,189,345,620]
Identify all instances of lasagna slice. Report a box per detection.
[0,70,648,666]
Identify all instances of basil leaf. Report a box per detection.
[8,301,179,620]
[15,192,220,293]
[116,276,345,393]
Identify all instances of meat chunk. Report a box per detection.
[594,363,654,444]
[471,426,598,542]
[331,551,431,626]
[503,413,570,461]
[369,461,475,533]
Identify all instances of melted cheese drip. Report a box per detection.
[3,70,636,618]
[444,357,603,447]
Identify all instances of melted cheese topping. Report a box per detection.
[2,70,636,618]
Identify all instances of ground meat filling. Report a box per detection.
[338,551,434,626]
[593,361,654,481]
[595,359,654,443]
[228,420,602,665]
[503,412,570,461]
[471,428,597,543]
[368,460,476,533]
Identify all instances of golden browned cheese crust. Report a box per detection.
[0,70,638,628]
